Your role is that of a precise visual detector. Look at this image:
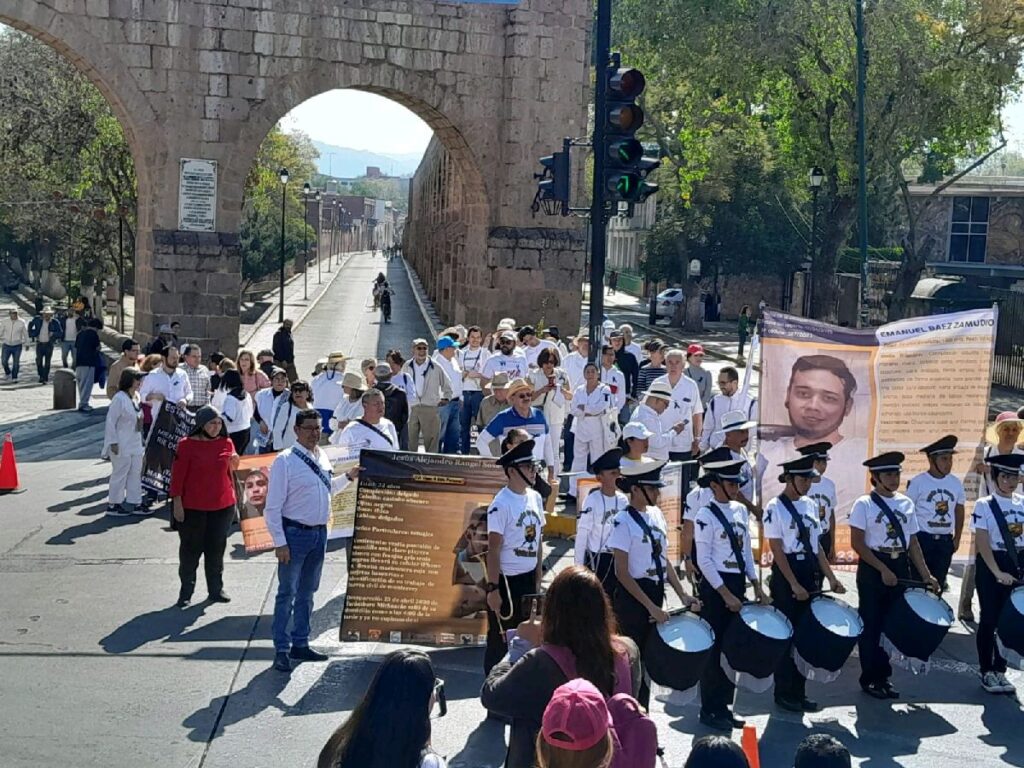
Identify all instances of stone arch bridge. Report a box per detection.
[1,0,590,351]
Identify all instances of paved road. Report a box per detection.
[3,267,1024,767]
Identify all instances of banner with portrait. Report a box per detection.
[141,402,196,494]
[340,451,509,646]
[757,307,996,567]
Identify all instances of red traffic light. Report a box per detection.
[608,68,646,100]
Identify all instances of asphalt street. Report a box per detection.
[1,260,1023,767]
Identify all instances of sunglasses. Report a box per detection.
[514,393,533,400]
[415,346,428,351]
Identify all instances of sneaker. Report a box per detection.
[105,504,132,517]
[982,671,1004,694]
[130,505,155,516]
[208,592,231,603]
[997,672,1016,694]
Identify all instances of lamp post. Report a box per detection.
[315,190,322,284]
[806,166,825,317]
[278,167,289,323]
[856,0,869,326]
[301,182,310,301]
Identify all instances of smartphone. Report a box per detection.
[520,593,546,617]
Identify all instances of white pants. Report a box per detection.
[108,452,143,505]
[569,416,614,497]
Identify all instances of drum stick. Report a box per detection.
[667,605,692,617]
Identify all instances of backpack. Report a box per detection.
[540,644,659,768]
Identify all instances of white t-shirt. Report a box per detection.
[523,339,557,369]
[763,495,821,556]
[651,373,704,449]
[459,346,491,392]
[972,494,1024,552]
[482,352,529,382]
[331,398,364,431]
[684,485,714,523]
[487,486,546,576]
[906,471,966,536]
[848,492,919,550]
[433,352,463,399]
[571,383,615,417]
[608,505,671,581]
[693,499,757,588]
[219,392,254,435]
[807,476,837,534]
[563,351,588,391]
[600,366,627,410]
[310,371,345,414]
[575,488,629,564]
[330,417,399,451]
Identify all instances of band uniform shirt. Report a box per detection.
[972,493,1024,552]
[575,488,630,565]
[487,486,546,576]
[599,365,627,410]
[332,417,398,452]
[763,495,821,556]
[693,499,757,589]
[651,373,704,450]
[848,492,919,551]
[808,476,838,534]
[907,471,966,536]
[608,505,671,580]
[684,485,714,523]
[482,351,529,382]
[263,443,352,547]
[730,448,766,505]
[459,346,491,392]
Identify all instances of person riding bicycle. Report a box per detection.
[380,281,393,323]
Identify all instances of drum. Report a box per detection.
[793,596,863,683]
[997,586,1024,669]
[882,588,953,673]
[645,612,715,694]
[721,604,793,692]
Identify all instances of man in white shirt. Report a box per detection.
[518,325,556,369]
[906,434,966,590]
[139,345,193,419]
[0,308,29,382]
[619,324,642,364]
[332,389,399,453]
[598,344,627,411]
[631,381,688,461]
[265,408,360,673]
[459,325,491,453]
[700,366,758,451]
[401,338,453,453]
[562,331,589,391]
[434,336,464,454]
[651,348,704,461]
[482,330,529,381]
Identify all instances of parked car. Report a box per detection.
[655,288,684,319]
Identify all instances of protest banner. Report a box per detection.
[757,307,996,567]
[323,444,361,539]
[141,402,195,494]
[341,450,508,646]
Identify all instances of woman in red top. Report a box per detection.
[170,405,240,607]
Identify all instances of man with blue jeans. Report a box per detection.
[434,335,463,453]
[263,407,361,673]
[1,308,29,382]
[458,326,489,453]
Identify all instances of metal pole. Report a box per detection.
[587,0,612,363]
[856,0,869,327]
[316,199,322,284]
[302,198,308,301]
[279,183,286,323]
[807,186,819,317]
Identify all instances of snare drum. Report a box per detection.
[722,604,793,692]
[882,588,953,673]
[793,596,863,683]
[997,586,1024,669]
[645,612,715,694]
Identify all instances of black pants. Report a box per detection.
[856,552,911,687]
[698,571,746,717]
[35,341,54,381]
[229,430,250,455]
[588,551,620,603]
[819,528,834,562]
[918,533,955,590]
[669,451,696,493]
[561,415,574,472]
[485,570,537,674]
[771,555,818,701]
[613,577,664,708]
[177,507,235,600]
[977,551,1017,674]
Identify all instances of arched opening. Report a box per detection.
[0,19,148,337]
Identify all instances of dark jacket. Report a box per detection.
[75,327,101,368]
[481,638,640,768]
[28,316,63,342]
[615,348,639,398]
[379,382,409,433]
[272,328,294,363]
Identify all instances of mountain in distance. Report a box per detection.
[310,140,424,179]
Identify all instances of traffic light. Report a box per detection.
[603,64,659,204]
[535,147,570,215]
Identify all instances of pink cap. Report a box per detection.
[996,411,1022,423]
[541,679,611,752]
[687,343,705,356]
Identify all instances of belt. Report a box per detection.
[283,517,326,531]
[922,533,953,540]
[873,547,906,559]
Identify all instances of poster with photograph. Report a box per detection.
[233,455,276,554]
[323,445,360,539]
[341,450,509,646]
[142,402,196,494]
[757,308,996,566]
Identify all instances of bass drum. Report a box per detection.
[882,588,953,674]
[793,596,863,683]
[645,612,715,704]
[997,586,1024,669]
[721,604,793,693]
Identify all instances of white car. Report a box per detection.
[655,288,684,319]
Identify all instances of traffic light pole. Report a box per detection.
[587,0,611,363]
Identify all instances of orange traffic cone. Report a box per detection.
[0,433,24,494]
[741,724,761,768]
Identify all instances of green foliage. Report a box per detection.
[347,177,408,213]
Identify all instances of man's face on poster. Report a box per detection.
[785,368,852,440]
[244,470,268,507]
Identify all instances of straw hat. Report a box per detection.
[505,377,534,399]
[342,371,366,391]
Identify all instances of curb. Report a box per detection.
[400,257,445,337]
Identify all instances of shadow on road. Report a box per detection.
[99,603,208,654]
[47,489,108,514]
[45,504,150,545]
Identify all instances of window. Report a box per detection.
[948,196,989,263]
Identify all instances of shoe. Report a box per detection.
[726,712,746,729]
[882,682,900,699]
[208,592,231,603]
[861,682,890,700]
[800,697,821,712]
[273,652,292,672]
[289,645,329,662]
[176,596,191,608]
[106,504,131,517]
[996,672,1016,694]
[983,671,1004,694]
[130,504,155,516]
[698,711,734,732]
[774,695,805,713]
[960,610,976,623]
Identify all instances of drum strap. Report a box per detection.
[707,502,750,583]
[988,496,1020,574]
[626,507,665,588]
[777,494,815,557]
[870,492,909,553]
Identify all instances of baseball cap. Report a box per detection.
[436,336,458,350]
[499,330,516,342]
[687,343,705,356]
[541,679,611,752]
[412,338,429,348]
[622,422,655,441]
[373,363,393,380]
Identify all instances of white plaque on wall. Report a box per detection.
[178,158,218,232]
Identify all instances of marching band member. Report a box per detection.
[693,455,768,732]
[484,439,546,674]
[850,452,939,700]
[765,455,845,713]
[718,410,766,521]
[972,453,1024,694]
[907,435,966,591]
[574,448,629,600]
[680,448,728,583]
[797,442,838,560]
[609,459,700,708]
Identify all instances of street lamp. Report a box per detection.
[301,182,311,301]
[278,167,289,323]
[805,166,825,317]
[315,190,322,284]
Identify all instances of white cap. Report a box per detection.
[622,422,654,441]
[720,410,757,433]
